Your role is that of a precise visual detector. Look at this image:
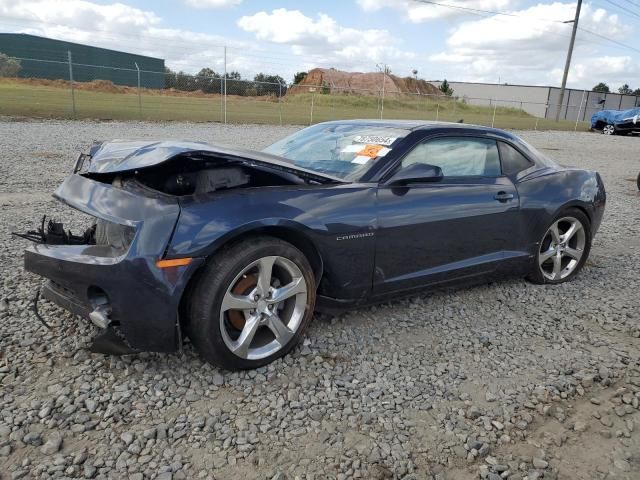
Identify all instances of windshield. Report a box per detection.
[263,123,408,180]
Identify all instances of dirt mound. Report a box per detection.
[289,68,443,97]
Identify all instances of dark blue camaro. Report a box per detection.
[23,120,606,369]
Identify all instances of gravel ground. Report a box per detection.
[1,119,639,480]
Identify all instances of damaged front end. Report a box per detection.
[19,140,337,355]
[19,151,200,354]
[14,215,96,245]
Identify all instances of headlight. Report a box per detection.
[95,219,135,251]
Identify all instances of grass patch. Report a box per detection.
[0,79,589,131]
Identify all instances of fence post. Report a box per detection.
[574,90,586,131]
[435,103,439,121]
[278,81,283,126]
[310,93,315,125]
[380,75,385,120]
[67,51,76,118]
[491,102,497,128]
[134,62,142,118]
[223,46,227,124]
[220,77,224,123]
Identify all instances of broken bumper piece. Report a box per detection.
[23,173,204,353]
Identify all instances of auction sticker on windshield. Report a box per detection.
[352,135,397,146]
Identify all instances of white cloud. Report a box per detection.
[0,0,291,78]
[184,0,242,8]
[559,56,640,88]
[237,8,414,71]
[356,0,515,22]
[427,2,636,87]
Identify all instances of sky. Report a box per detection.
[0,0,639,90]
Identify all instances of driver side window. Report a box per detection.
[401,137,501,177]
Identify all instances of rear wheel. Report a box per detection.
[186,236,316,370]
[528,209,591,284]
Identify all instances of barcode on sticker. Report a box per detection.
[353,135,396,146]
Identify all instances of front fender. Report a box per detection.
[166,185,378,300]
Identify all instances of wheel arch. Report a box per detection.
[177,223,324,330]
[593,120,607,130]
[549,201,593,234]
[558,202,591,224]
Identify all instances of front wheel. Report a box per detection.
[528,209,591,284]
[602,124,615,135]
[186,236,316,370]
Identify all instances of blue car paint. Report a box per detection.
[23,121,606,353]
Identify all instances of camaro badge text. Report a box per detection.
[336,232,375,241]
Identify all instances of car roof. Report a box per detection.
[317,119,517,139]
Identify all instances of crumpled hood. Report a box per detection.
[83,139,343,183]
[591,107,640,127]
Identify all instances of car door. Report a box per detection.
[374,135,520,295]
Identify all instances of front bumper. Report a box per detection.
[25,244,203,352]
[23,173,203,353]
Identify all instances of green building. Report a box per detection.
[0,33,165,88]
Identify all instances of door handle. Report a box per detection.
[494,191,514,202]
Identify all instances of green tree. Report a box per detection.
[293,71,307,84]
[633,88,640,96]
[0,53,21,77]
[618,84,632,95]
[195,67,220,93]
[439,79,453,96]
[592,82,610,93]
[254,73,287,97]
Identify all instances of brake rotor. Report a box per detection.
[227,274,258,330]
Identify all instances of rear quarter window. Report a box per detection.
[499,142,534,175]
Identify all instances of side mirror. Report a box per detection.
[387,163,443,186]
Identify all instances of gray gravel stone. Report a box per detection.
[0,121,639,479]
[40,433,63,455]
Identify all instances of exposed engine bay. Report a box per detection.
[14,152,312,246]
[79,150,317,197]
[124,155,305,196]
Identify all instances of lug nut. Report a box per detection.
[253,294,260,301]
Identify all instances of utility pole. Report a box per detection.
[555,0,582,121]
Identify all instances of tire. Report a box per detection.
[527,208,592,285]
[186,236,316,370]
[637,172,640,191]
[602,124,615,135]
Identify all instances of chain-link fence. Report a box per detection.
[0,52,606,131]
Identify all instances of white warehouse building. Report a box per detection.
[429,81,640,122]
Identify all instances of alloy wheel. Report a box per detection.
[219,255,308,360]
[602,124,615,135]
[538,216,586,281]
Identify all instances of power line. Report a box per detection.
[413,0,560,22]
[578,26,640,54]
[410,0,640,55]
[619,0,640,9]
[600,0,640,18]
